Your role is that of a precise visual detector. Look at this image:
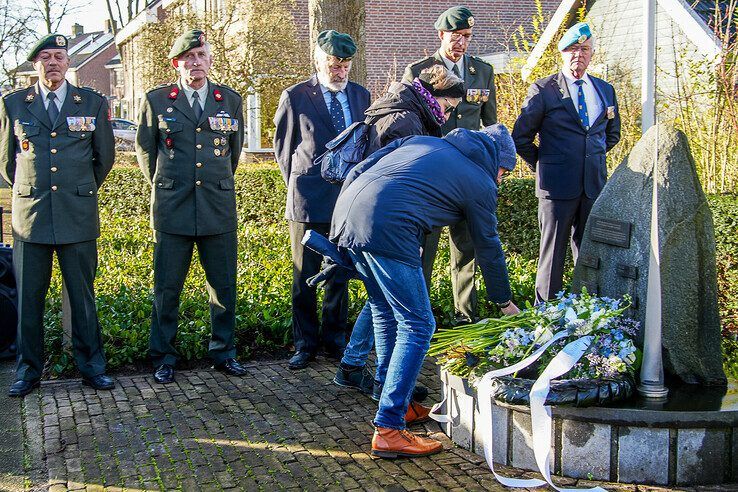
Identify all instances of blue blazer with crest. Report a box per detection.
[273,75,371,223]
[512,72,621,200]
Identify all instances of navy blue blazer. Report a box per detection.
[512,72,621,200]
[273,75,371,223]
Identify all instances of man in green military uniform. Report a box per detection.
[403,6,499,323]
[0,34,116,397]
[136,30,246,384]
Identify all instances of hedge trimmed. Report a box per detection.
[40,167,737,376]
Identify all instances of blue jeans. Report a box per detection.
[348,250,436,430]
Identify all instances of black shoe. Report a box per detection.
[333,363,373,394]
[372,381,429,403]
[82,374,115,390]
[288,351,315,370]
[323,347,345,360]
[8,379,40,397]
[214,358,247,376]
[451,314,476,326]
[154,364,175,384]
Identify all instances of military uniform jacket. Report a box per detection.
[403,51,496,134]
[136,80,244,236]
[0,83,114,244]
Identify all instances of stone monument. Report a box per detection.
[572,124,726,386]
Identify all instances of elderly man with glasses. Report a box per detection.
[403,6,499,325]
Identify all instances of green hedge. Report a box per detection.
[41,167,738,377]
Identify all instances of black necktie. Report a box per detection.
[452,63,462,79]
[192,91,203,120]
[329,91,346,132]
[47,92,59,125]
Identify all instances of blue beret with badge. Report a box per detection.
[557,22,592,51]
[168,29,207,59]
[316,30,357,61]
[27,33,68,61]
[434,6,475,31]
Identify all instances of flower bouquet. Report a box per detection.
[429,289,642,406]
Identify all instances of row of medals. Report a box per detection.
[168,137,227,160]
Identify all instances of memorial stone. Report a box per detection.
[572,124,726,386]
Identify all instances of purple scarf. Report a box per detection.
[412,78,446,125]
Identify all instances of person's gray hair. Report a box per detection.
[419,64,463,91]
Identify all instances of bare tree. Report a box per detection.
[105,0,144,36]
[308,0,366,87]
[29,0,82,34]
[0,0,34,86]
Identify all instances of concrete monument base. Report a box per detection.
[439,369,738,486]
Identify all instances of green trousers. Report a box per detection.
[149,230,237,366]
[421,220,478,322]
[13,239,106,381]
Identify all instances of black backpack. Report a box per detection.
[316,121,371,184]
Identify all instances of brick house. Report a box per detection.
[14,24,118,99]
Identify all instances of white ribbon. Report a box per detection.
[431,331,607,491]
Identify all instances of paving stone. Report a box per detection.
[12,358,671,491]
[677,428,729,485]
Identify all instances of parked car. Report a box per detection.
[112,118,137,142]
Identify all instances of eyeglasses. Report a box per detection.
[449,32,473,44]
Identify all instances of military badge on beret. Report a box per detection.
[55,35,66,47]
[27,33,68,61]
[557,22,592,51]
[168,29,207,59]
[434,6,475,31]
[468,16,475,27]
[578,34,587,44]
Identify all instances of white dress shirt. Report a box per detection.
[37,80,67,111]
[180,79,208,111]
[562,71,602,123]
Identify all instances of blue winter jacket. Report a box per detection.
[330,129,512,303]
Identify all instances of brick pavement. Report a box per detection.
[10,358,705,491]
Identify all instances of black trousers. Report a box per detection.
[535,195,595,303]
[288,221,348,354]
[14,239,106,381]
[150,230,237,366]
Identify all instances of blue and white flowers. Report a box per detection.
[429,290,642,381]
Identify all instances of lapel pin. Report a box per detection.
[469,66,476,75]
[168,86,179,100]
[73,94,82,103]
[166,107,174,113]
[214,89,223,102]
[25,93,35,102]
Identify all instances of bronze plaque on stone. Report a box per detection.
[589,217,632,248]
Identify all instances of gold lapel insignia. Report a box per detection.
[73,94,82,103]
[469,65,476,75]
[25,93,35,102]
[606,106,616,119]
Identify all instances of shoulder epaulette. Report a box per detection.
[147,82,176,94]
[408,55,434,67]
[1,87,27,99]
[471,55,492,67]
[79,86,105,97]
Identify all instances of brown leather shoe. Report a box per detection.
[371,427,443,458]
[405,401,432,425]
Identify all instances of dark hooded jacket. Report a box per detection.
[364,81,443,155]
[330,130,512,303]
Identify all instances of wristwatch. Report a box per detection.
[496,300,511,308]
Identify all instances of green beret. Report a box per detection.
[558,22,592,51]
[316,30,357,60]
[27,34,68,61]
[434,6,475,31]
[168,29,207,59]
